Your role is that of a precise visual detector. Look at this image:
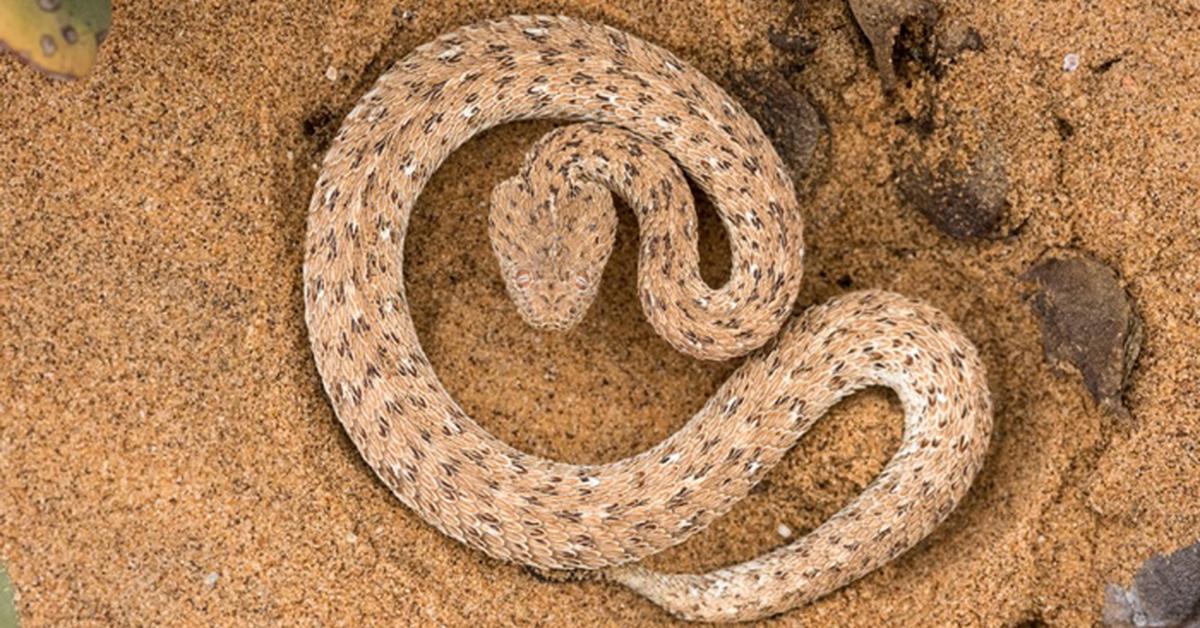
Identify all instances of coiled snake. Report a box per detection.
[303,15,992,622]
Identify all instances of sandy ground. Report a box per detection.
[1,0,1197,625]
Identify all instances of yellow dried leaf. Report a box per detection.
[0,0,111,80]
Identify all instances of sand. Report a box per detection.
[1,0,1197,625]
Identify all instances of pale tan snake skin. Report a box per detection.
[303,15,993,622]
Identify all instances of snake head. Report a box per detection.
[488,176,616,331]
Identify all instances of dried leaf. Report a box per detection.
[1104,541,1200,627]
[847,0,938,90]
[727,70,829,194]
[0,0,112,80]
[1023,254,1142,416]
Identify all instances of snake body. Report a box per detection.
[303,15,992,622]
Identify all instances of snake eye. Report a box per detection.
[514,269,532,288]
[573,274,589,292]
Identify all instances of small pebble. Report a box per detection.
[325,66,338,81]
[203,572,219,588]
[1062,53,1080,72]
[777,523,793,539]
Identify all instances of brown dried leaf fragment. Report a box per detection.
[1022,254,1142,416]
[727,70,829,194]
[848,0,938,91]
[1103,540,1200,627]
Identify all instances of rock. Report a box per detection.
[847,0,938,91]
[1022,255,1142,416]
[896,146,1010,239]
[727,70,829,194]
[1103,540,1200,627]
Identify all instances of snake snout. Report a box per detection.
[523,289,584,332]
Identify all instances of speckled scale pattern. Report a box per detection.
[303,15,992,622]
[489,122,793,357]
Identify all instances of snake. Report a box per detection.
[302,15,993,622]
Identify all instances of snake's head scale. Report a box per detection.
[0,0,112,81]
[488,176,616,332]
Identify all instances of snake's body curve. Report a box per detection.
[303,15,992,622]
